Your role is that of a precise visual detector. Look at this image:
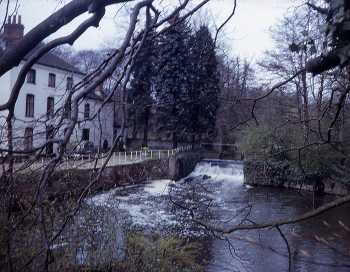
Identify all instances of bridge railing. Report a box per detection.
[0,146,193,173]
[55,145,193,170]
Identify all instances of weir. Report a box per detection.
[190,159,244,183]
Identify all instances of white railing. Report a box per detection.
[55,145,192,170]
[0,145,193,173]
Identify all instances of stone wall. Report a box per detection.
[12,152,202,204]
[168,152,203,180]
[244,160,350,196]
[47,159,171,200]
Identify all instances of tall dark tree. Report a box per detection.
[129,32,157,147]
[186,26,219,145]
[155,18,192,148]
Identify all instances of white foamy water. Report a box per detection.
[87,160,245,230]
[191,160,244,185]
[144,179,173,195]
[87,179,177,228]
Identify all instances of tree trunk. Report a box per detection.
[301,68,310,143]
[191,134,196,149]
[142,107,150,147]
[172,131,178,148]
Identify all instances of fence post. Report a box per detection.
[131,151,133,161]
[124,152,127,162]
[150,150,153,159]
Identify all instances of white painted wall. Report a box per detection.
[0,60,114,154]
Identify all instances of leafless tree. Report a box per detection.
[0,0,216,270]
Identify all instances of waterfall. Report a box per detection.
[190,159,244,184]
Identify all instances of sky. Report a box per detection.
[2,0,302,60]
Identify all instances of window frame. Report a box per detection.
[84,103,90,119]
[82,128,90,141]
[25,94,35,118]
[63,97,71,119]
[66,76,73,90]
[47,97,55,118]
[26,69,36,84]
[48,73,56,88]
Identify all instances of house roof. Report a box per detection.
[24,48,84,75]
[0,43,113,102]
[0,44,84,75]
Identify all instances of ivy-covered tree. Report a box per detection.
[307,0,350,74]
[129,32,157,147]
[154,18,192,148]
[186,26,219,145]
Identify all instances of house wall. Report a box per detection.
[72,98,114,150]
[0,70,12,101]
[1,61,114,154]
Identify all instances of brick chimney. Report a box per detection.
[3,15,24,47]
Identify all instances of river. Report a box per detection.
[68,160,350,271]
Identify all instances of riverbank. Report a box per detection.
[9,151,203,206]
[244,160,350,196]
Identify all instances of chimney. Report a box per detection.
[3,14,24,47]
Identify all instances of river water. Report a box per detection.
[78,160,350,271]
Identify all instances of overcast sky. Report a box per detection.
[4,0,301,60]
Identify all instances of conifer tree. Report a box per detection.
[186,25,219,145]
[129,33,157,147]
[154,18,192,148]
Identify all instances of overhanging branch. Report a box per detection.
[0,0,135,77]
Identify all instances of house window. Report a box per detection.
[64,97,71,119]
[25,94,34,117]
[27,69,36,84]
[84,103,90,119]
[24,127,33,151]
[48,73,56,88]
[82,128,90,141]
[47,97,54,118]
[67,77,73,90]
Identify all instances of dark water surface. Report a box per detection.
[85,160,350,272]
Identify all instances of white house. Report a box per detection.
[0,15,114,155]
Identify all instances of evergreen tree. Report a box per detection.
[129,32,157,147]
[154,19,192,148]
[186,26,219,145]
